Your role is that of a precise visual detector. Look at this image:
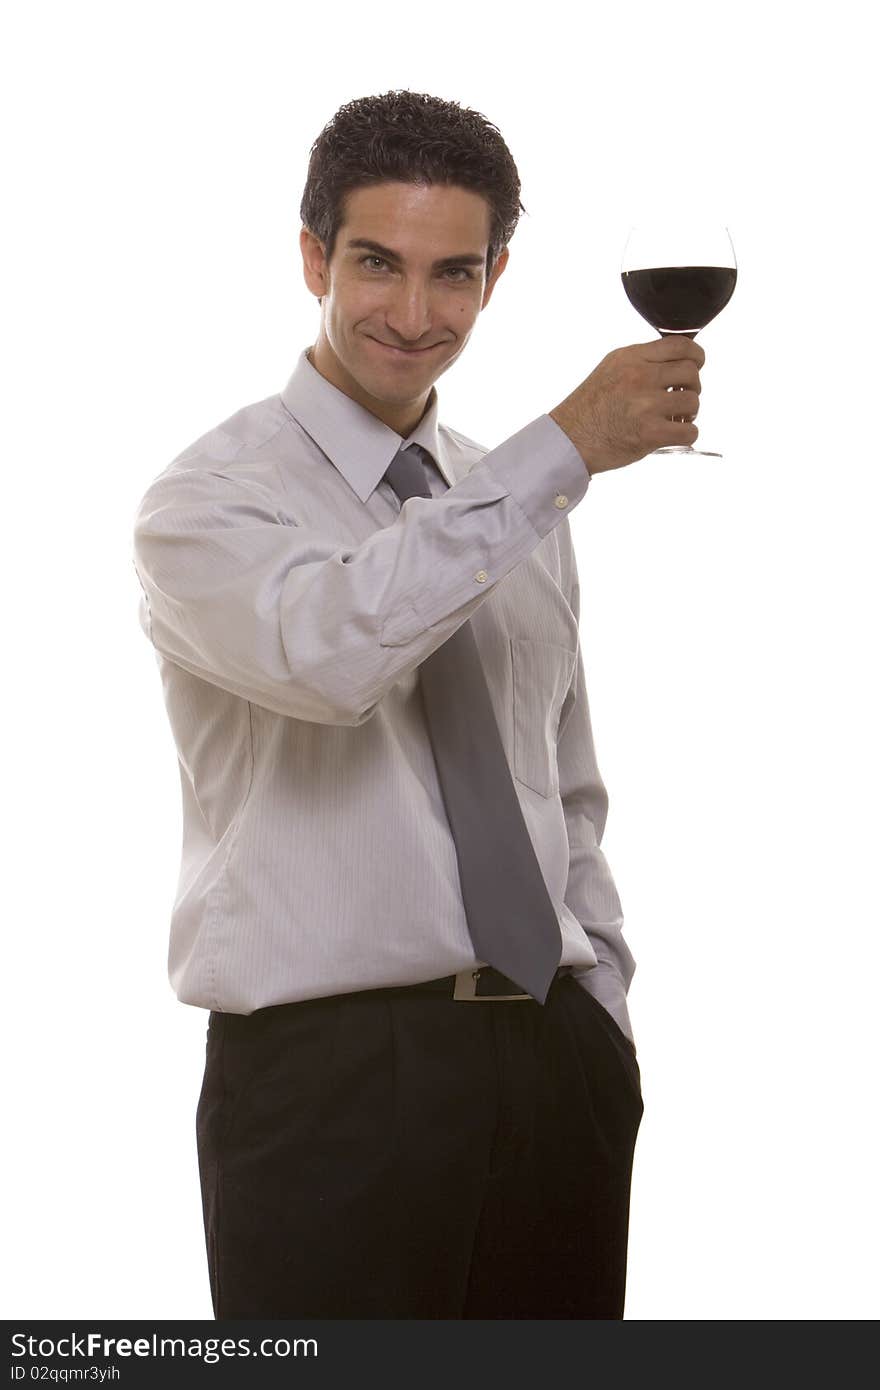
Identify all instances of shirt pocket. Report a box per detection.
[510,636,577,799]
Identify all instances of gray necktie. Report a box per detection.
[384,442,563,1004]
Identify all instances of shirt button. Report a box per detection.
[474,570,488,583]
[554,494,569,509]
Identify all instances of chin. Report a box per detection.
[366,379,426,405]
[358,354,440,393]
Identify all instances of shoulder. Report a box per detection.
[171,392,289,471]
[133,393,292,524]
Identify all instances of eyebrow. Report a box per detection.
[345,237,485,269]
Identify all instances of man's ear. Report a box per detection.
[300,226,329,301]
[481,246,510,310]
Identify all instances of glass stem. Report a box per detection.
[658,329,698,426]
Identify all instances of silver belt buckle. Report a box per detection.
[453,967,531,1001]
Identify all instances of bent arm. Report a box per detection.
[132,413,588,724]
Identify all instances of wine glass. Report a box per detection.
[621,223,737,457]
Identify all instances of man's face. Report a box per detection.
[300,181,509,435]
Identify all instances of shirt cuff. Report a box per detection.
[482,414,590,539]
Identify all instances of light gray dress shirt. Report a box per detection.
[131,346,637,1043]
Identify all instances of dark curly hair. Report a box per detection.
[299,90,526,286]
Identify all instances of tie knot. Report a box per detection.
[385,443,433,504]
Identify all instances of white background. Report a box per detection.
[4,0,877,1321]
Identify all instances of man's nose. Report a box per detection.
[384,280,434,342]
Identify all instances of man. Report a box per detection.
[131,89,704,1319]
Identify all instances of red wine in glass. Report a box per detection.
[621,225,737,457]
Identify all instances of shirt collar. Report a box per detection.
[280,346,454,503]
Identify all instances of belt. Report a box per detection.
[394,965,573,1001]
[237,967,576,1027]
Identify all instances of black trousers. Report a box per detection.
[196,971,643,1319]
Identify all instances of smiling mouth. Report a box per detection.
[369,338,443,356]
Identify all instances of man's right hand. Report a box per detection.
[548,335,706,475]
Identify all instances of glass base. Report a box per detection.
[652,445,723,457]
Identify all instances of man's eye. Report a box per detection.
[359,256,472,281]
